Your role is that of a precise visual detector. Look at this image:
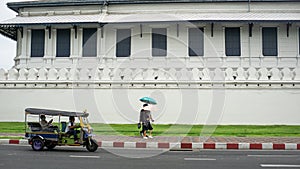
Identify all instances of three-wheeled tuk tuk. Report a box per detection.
[24,108,98,152]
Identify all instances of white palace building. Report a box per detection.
[0,0,300,124]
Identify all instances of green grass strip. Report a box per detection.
[1,122,300,137]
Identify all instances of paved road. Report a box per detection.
[1,145,300,169]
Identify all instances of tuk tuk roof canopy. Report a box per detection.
[25,108,89,117]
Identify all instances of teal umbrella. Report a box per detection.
[139,97,157,105]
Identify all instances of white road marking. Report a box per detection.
[69,155,100,159]
[184,158,216,161]
[261,164,300,168]
[248,155,299,158]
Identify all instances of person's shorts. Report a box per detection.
[142,121,153,131]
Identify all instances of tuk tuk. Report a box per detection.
[24,108,98,152]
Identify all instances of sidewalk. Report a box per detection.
[1,133,300,150]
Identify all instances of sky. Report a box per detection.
[0,0,29,69]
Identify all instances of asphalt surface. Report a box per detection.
[1,145,300,169]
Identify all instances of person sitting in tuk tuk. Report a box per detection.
[40,115,53,129]
[65,116,80,143]
[40,115,53,128]
[40,115,58,132]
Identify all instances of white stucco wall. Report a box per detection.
[0,87,299,125]
[0,65,299,124]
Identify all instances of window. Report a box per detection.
[152,28,167,57]
[56,29,70,57]
[262,27,278,56]
[31,29,45,57]
[225,27,241,56]
[189,27,204,56]
[116,29,131,57]
[83,28,97,57]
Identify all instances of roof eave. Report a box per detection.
[7,0,300,13]
[7,1,105,13]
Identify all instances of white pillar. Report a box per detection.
[19,28,28,59]
[26,29,31,58]
[70,27,80,58]
[97,27,102,58]
[70,27,82,65]
[17,28,30,68]
[78,28,83,58]
[44,28,49,58]
[52,29,57,57]
[16,28,22,58]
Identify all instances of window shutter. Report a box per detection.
[116,29,131,57]
[262,27,278,56]
[83,28,97,57]
[31,29,45,57]
[189,27,204,56]
[56,29,71,57]
[225,27,241,56]
[152,28,167,57]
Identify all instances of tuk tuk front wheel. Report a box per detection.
[32,138,44,151]
[86,139,98,152]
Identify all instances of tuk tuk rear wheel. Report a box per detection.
[86,139,98,152]
[32,138,44,151]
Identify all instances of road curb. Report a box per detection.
[1,139,299,150]
[0,139,28,145]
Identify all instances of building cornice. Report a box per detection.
[7,0,300,13]
[7,1,105,13]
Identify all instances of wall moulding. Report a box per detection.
[0,80,299,89]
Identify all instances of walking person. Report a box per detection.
[139,104,154,139]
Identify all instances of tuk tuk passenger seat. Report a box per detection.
[28,122,42,132]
